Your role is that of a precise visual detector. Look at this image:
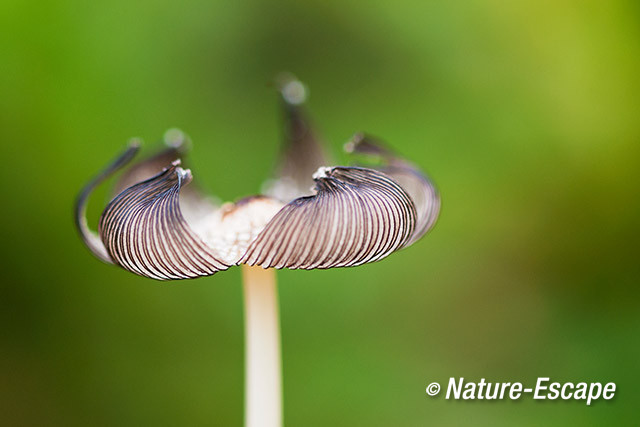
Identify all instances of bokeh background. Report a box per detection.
[1,0,639,425]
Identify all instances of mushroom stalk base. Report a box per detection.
[242,265,282,427]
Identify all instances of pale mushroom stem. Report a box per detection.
[242,265,282,427]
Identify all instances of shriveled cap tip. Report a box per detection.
[163,128,191,151]
[276,72,307,105]
[175,166,192,183]
[343,132,366,153]
[128,137,143,149]
[344,133,393,158]
[312,166,333,180]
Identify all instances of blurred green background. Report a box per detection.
[1,0,639,425]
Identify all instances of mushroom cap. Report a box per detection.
[75,80,439,280]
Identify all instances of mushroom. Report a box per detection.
[74,77,440,427]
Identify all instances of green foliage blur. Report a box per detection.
[1,0,639,425]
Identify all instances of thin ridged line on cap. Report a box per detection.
[74,141,141,264]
